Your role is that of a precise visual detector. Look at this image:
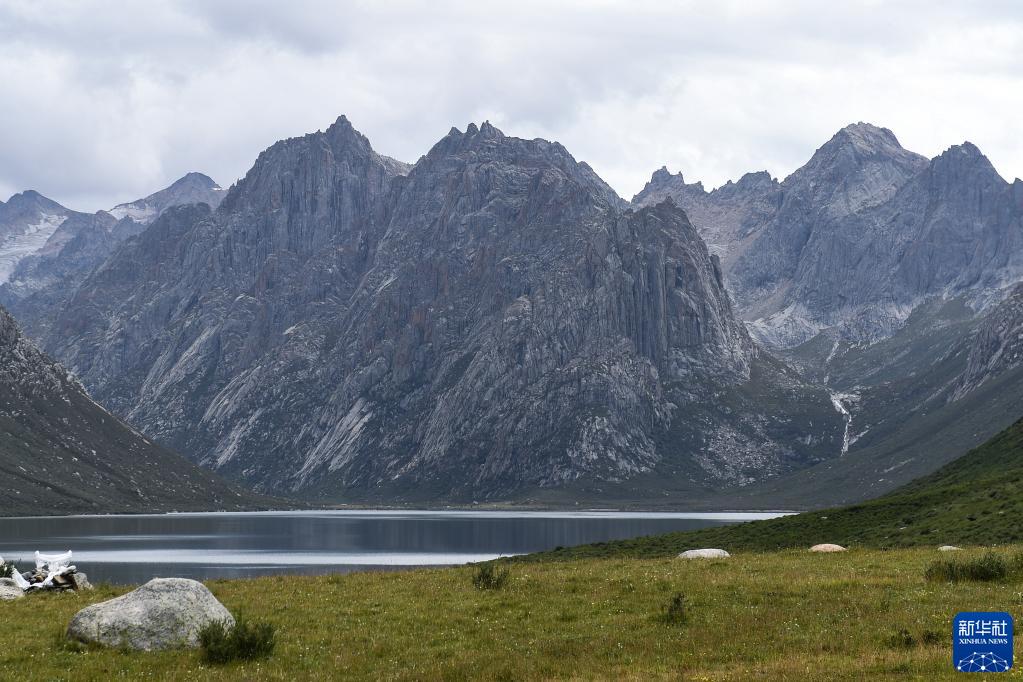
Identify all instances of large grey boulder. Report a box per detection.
[0,577,24,600]
[66,578,233,650]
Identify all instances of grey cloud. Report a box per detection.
[0,1,1021,210]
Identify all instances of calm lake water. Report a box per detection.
[0,510,786,584]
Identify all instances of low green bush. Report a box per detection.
[0,557,20,579]
[886,628,916,649]
[885,627,943,649]
[663,592,687,626]
[924,553,1008,582]
[472,562,510,590]
[199,616,276,664]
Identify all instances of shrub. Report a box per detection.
[1008,551,1023,576]
[472,562,510,590]
[886,628,916,649]
[885,627,942,649]
[199,616,276,664]
[0,560,12,579]
[664,592,687,626]
[925,553,1008,583]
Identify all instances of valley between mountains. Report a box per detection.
[1,118,1021,512]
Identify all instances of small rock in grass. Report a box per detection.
[70,572,93,591]
[67,578,233,651]
[809,544,847,553]
[678,548,730,559]
[0,578,25,600]
[938,545,962,552]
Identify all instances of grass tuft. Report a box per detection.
[0,558,18,579]
[198,615,276,664]
[886,628,916,649]
[663,592,686,626]
[472,562,510,590]
[924,552,1008,582]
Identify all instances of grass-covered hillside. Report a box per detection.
[2,548,1017,680]
[528,416,1023,560]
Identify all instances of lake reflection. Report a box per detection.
[0,510,786,584]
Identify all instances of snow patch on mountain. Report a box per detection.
[0,213,67,283]
[108,202,158,223]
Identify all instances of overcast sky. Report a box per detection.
[1,1,1022,211]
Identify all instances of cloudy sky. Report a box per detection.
[2,1,1022,211]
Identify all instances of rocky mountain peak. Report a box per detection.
[168,171,219,191]
[926,142,1005,187]
[2,190,66,215]
[323,114,372,149]
[651,166,676,183]
[733,170,775,190]
[417,123,623,209]
[478,120,501,138]
[711,171,778,200]
[632,166,706,206]
[29,118,847,502]
[829,122,904,154]
[218,114,399,223]
[107,172,223,226]
[790,122,927,189]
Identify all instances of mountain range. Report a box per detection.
[634,123,1023,348]
[1,117,1021,510]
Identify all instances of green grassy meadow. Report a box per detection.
[527,417,1023,561]
[3,547,1022,680]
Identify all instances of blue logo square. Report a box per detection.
[953,612,1013,673]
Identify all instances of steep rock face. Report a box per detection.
[42,119,841,501]
[764,142,1023,345]
[0,305,265,516]
[633,168,781,269]
[0,174,228,340]
[0,191,78,283]
[954,283,1023,398]
[293,123,755,494]
[724,123,930,341]
[638,123,1023,347]
[46,116,412,490]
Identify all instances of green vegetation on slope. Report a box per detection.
[3,548,1018,680]
[526,416,1023,560]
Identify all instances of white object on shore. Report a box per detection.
[10,569,32,591]
[36,550,73,574]
[809,544,847,553]
[938,545,962,552]
[678,548,730,559]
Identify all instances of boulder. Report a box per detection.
[678,548,730,559]
[70,572,93,591]
[66,578,233,650]
[0,577,24,601]
[938,545,962,552]
[809,544,847,553]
